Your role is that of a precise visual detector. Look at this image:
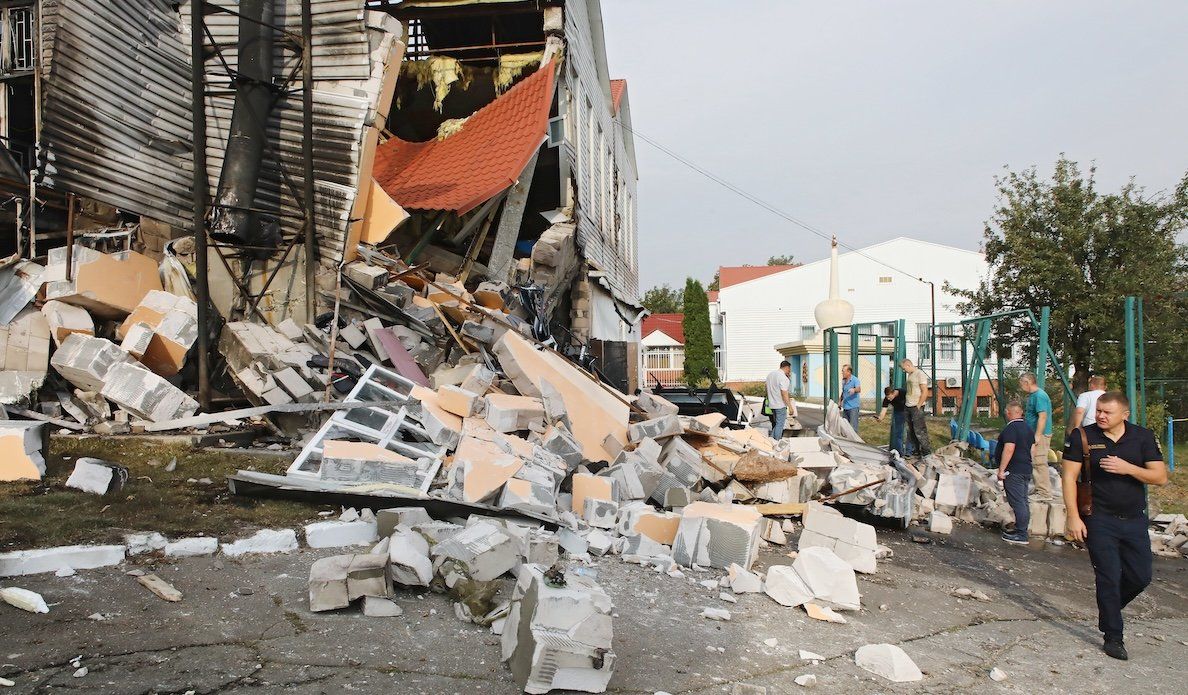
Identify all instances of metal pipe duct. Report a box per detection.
[210,0,279,256]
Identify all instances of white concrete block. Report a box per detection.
[304,520,380,548]
[164,537,219,558]
[220,529,298,557]
[792,546,861,610]
[764,565,813,607]
[854,643,923,682]
[0,544,126,577]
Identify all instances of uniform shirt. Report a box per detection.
[882,389,906,413]
[765,369,790,410]
[904,370,928,407]
[995,418,1035,475]
[1025,389,1053,436]
[1062,422,1163,517]
[1076,389,1105,427]
[841,375,861,409]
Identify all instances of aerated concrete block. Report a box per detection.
[627,414,682,443]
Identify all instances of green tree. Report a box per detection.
[949,156,1188,392]
[707,270,720,292]
[682,278,717,384]
[640,284,683,314]
[767,254,800,266]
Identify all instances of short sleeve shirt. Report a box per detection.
[995,419,1035,475]
[842,376,861,409]
[1025,389,1053,436]
[1062,422,1163,517]
[765,370,790,408]
[882,389,906,413]
[1076,389,1104,427]
[904,370,927,406]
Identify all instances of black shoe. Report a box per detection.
[1103,639,1128,660]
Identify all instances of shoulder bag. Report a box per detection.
[1075,427,1092,517]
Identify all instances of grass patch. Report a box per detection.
[0,436,330,551]
[856,414,955,454]
[1151,444,1188,516]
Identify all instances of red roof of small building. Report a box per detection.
[706,290,719,302]
[642,313,684,344]
[372,61,556,215]
[717,265,798,289]
[610,79,627,114]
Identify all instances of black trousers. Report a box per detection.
[1085,513,1153,640]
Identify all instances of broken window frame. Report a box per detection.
[287,364,446,487]
[0,3,36,78]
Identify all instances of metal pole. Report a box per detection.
[893,318,906,388]
[929,281,937,414]
[1137,297,1146,426]
[1124,296,1136,421]
[874,326,882,407]
[959,336,968,418]
[65,193,75,281]
[1168,417,1175,472]
[192,0,212,411]
[828,329,839,404]
[302,0,316,321]
[849,322,858,391]
[1036,305,1049,390]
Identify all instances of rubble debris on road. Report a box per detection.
[0,586,50,613]
[854,643,924,682]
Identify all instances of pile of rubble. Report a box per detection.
[1151,514,1188,558]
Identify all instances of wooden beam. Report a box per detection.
[486,149,540,282]
[752,502,806,517]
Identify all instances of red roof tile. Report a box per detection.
[642,313,684,344]
[718,265,798,289]
[610,79,627,115]
[373,61,556,214]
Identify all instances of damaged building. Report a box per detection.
[0,0,643,419]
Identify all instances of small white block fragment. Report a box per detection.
[701,607,732,621]
[854,643,923,683]
[794,674,817,687]
[164,537,219,558]
[362,596,404,617]
[763,638,778,647]
[989,667,1007,682]
[0,587,49,613]
[799,649,825,661]
[719,592,737,603]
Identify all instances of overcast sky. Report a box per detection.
[600,1,1188,291]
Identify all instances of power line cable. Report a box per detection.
[616,121,933,286]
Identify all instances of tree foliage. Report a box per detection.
[707,270,720,292]
[767,254,800,266]
[949,156,1188,392]
[641,284,683,314]
[682,278,717,384]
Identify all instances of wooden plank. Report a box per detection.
[752,502,806,517]
[137,573,182,602]
[374,328,430,387]
[486,149,539,282]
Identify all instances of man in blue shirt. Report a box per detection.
[841,364,861,431]
[1021,372,1053,500]
[995,401,1035,544]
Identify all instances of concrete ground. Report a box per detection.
[1,523,1185,694]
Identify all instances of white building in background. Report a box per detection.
[715,237,991,395]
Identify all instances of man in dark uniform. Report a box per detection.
[1062,391,1167,661]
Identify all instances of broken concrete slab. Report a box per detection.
[44,246,163,319]
[0,586,49,613]
[115,290,198,376]
[100,362,199,423]
[582,497,619,529]
[635,390,679,418]
[362,595,404,617]
[854,643,923,682]
[304,519,380,548]
[618,507,680,546]
[388,529,434,587]
[220,529,299,557]
[49,334,134,392]
[64,458,128,496]
[347,553,390,601]
[438,384,480,418]
[804,602,848,624]
[672,502,763,571]
[484,393,545,433]
[764,565,814,607]
[41,300,94,347]
[0,544,126,577]
[309,554,353,612]
[376,507,434,538]
[410,385,463,449]
[929,511,954,535]
[124,532,168,556]
[0,423,47,482]
[572,472,616,516]
[627,414,682,443]
[792,546,861,610]
[501,563,615,694]
[798,502,879,574]
[728,563,763,594]
[432,521,519,582]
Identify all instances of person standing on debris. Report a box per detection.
[1020,373,1054,499]
[877,385,912,457]
[1073,375,1107,428]
[841,364,862,430]
[900,359,932,457]
[1062,391,1167,661]
[995,401,1035,544]
[765,360,796,440]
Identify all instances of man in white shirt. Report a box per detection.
[1073,375,1107,428]
[765,360,796,440]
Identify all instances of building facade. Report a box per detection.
[715,237,994,402]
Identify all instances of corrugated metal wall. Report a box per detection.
[39,0,399,266]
